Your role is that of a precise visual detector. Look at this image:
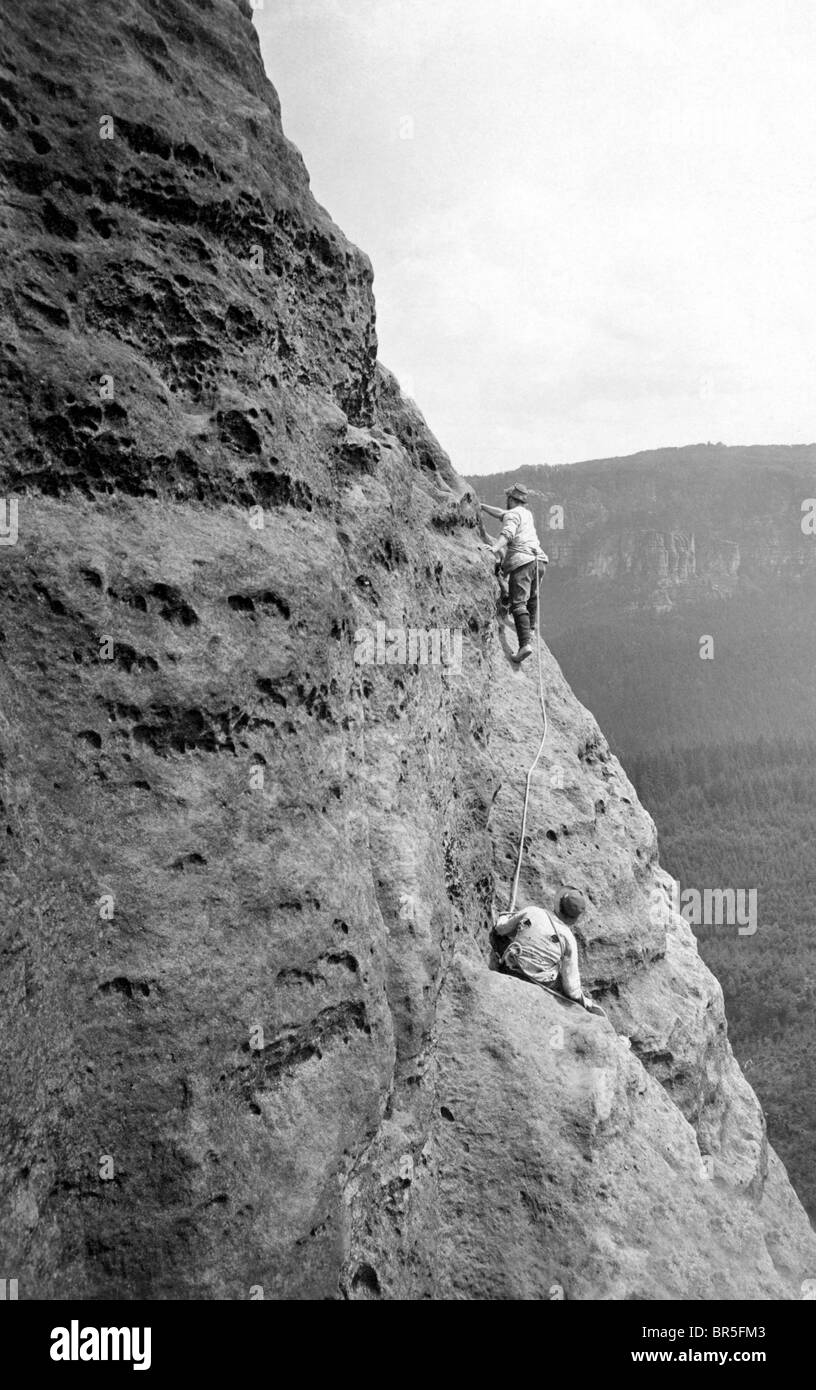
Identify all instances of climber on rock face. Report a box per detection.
[483,484,548,665]
[493,888,607,1016]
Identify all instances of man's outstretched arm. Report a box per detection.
[480,502,506,520]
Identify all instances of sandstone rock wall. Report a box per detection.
[0,0,813,1299]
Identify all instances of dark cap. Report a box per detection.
[558,887,586,920]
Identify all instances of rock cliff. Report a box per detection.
[1,0,814,1299]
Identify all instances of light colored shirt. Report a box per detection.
[499,506,545,572]
[497,906,584,1000]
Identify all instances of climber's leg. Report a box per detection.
[513,608,531,648]
[527,565,540,639]
[509,562,535,663]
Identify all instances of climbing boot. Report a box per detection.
[513,610,530,645]
[512,610,532,662]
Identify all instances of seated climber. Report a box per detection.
[483,484,548,665]
[493,887,606,1016]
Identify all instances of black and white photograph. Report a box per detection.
[1,0,815,1351]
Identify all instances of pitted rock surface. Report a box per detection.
[0,0,814,1299]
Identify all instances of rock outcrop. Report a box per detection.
[1,0,814,1299]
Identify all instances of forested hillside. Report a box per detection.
[632,737,816,1217]
[544,587,816,756]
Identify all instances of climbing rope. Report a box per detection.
[507,556,549,913]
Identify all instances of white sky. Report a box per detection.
[254,0,816,473]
